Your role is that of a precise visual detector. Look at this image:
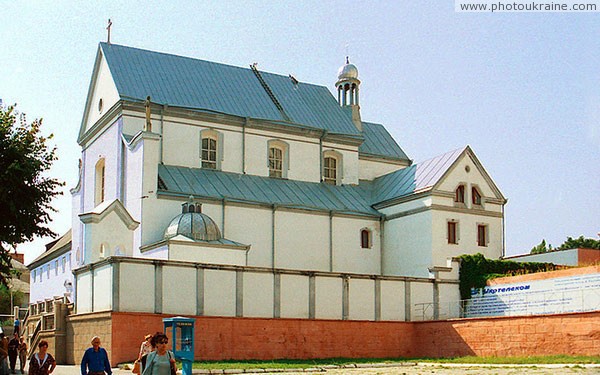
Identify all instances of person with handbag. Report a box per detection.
[133,334,153,374]
[141,333,176,375]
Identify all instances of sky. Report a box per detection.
[1,1,598,264]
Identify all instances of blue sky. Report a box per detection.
[1,1,598,263]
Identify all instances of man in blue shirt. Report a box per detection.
[81,336,112,375]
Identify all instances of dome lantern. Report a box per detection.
[335,57,360,107]
[164,196,222,241]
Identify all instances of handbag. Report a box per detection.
[168,351,177,375]
[131,360,140,374]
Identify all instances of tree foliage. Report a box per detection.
[0,104,63,286]
[0,284,24,314]
[458,253,560,300]
[530,236,600,254]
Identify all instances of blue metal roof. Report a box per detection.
[100,43,360,136]
[371,147,465,204]
[158,165,379,216]
[158,147,465,215]
[360,122,410,161]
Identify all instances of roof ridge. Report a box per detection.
[250,64,291,122]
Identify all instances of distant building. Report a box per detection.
[7,253,29,308]
[505,248,600,267]
[27,230,73,304]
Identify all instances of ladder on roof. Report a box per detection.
[250,64,291,122]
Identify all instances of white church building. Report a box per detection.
[28,44,507,360]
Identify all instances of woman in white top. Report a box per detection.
[141,333,176,375]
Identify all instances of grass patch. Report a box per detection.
[181,355,600,369]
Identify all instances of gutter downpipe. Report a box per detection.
[242,118,248,174]
[380,215,385,275]
[159,104,167,164]
[319,130,328,182]
[501,203,506,258]
[222,198,226,237]
[272,204,277,269]
[329,211,334,272]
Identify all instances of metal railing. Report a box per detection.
[414,287,600,321]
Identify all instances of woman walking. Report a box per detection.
[141,333,176,375]
[27,340,56,375]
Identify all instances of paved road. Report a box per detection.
[47,363,600,375]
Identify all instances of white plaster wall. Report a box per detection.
[276,211,329,271]
[119,263,155,312]
[85,209,134,264]
[315,276,342,319]
[225,205,271,267]
[169,243,246,265]
[93,264,112,311]
[380,280,405,321]
[383,211,433,278]
[140,245,169,260]
[140,136,161,246]
[348,278,374,320]
[243,272,274,318]
[120,112,144,138]
[204,269,236,317]
[332,217,380,274]
[359,159,405,181]
[124,137,144,255]
[431,210,503,264]
[29,253,73,303]
[244,131,321,183]
[162,266,196,315]
[438,283,461,319]
[279,274,309,318]
[141,198,186,247]
[410,281,434,321]
[76,272,92,313]
[83,54,120,134]
[82,121,122,213]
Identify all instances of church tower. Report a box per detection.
[336,57,362,131]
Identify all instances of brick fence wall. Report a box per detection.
[66,311,597,365]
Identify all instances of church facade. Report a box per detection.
[32,43,506,329]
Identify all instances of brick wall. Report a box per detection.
[81,311,600,365]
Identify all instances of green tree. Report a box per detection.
[0,284,24,314]
[557,235,600,250]
[0,104,63,287]
[530,239,553,254]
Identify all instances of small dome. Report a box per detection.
[337,58,359,80]
[164,212,222,241]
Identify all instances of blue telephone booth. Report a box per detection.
[163,316,194,375]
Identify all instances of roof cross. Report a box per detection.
[106,19,112,44]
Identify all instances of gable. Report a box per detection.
[79,47,120,141]
[434,147,506,201]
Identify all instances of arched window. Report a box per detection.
[200,129,223,170]
[472,187,482,205]
[360,229,372,249]
[454,185,465,204]
[323,150,343,185]
[94,158,105,206]
[267,140,289,178]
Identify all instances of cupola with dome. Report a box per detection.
[164,197,222,241]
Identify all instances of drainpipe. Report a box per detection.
[380,215,385,275]
[242,118,248,174]
[319,130,328,182]
[501,203,506,258]
[160,104,167,164]
[221,198,226,237]
[271,204,277,269]
[329,211,333,272]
